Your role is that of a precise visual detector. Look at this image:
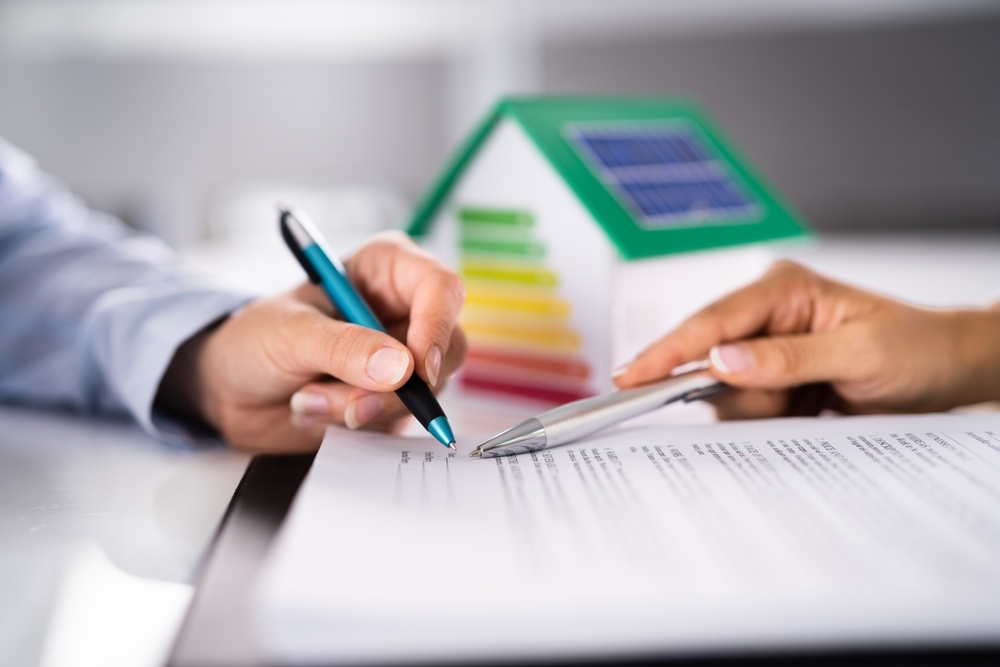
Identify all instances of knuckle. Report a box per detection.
[769,259,805,276]
[377,229,412,246]
[369,230,420,258]
[353,231,410,261]
[422,272,465,320]
[768,260,814,288]
[412,272,465,340]
[768,261,824,315]
[442,272,466,305]
[765,260,794,280]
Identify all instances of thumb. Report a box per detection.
[708,331,850,389]
[285,311,415,392]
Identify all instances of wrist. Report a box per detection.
[153,317,223,430]
[952,309,1000,406]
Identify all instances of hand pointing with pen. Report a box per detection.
[156,231,467,452]
[614,261,1000,419]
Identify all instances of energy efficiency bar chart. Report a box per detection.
[457,207,594,403]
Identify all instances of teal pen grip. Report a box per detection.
[302,244,385,332]
[299,241,450,439]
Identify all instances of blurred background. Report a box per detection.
[1,0,999,292]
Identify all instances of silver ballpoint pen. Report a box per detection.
[470,370,728,458]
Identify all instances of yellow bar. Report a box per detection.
[461,307,569,332]
[460,261,558,288]
[464,291,571,317]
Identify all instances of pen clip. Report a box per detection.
[279,208,322,284]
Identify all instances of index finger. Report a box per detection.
[614,261,822,388]
[344,231,466,385]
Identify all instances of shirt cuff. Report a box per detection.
[82,279,254,446]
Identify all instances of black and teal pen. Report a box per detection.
[278,202,456,450]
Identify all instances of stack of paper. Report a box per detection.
[253,414,1000,663]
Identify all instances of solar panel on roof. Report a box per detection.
[568,124,761,228]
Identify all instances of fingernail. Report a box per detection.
[290,413,315,430]
[611,363,631,378]
[345,395,383,430]
[710,343,752,375]
[290,391,329,417]
[425,345,442,387]
[367,347,409,385]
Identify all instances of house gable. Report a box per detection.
[407,96,808,261]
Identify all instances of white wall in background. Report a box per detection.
[0,0,997,244]
[0,0,992,61]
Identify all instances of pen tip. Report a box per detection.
[448,442,457,451]
[469,449,482,458]
[427,416,457,450]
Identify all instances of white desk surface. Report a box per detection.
[3,231,999,667]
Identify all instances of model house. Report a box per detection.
[409,97,807,402]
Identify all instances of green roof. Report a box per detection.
[406,96,808,261]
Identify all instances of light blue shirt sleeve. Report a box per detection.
[0,137,254,443]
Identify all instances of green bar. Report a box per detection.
[460,220,534,241]
[461,238,545,258]
[458,207,534,226]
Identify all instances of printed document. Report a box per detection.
[253,413,1000,663]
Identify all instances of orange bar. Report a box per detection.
[463,322,581,350]
[467,347,591,379]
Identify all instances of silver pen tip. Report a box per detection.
[447,441,457,451]
[473,418,547,458]
[469,449,482,458]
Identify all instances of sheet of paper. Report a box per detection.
[253,413,1000,663]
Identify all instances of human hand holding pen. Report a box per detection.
[156,231,467,452]
[614,261,1000,419]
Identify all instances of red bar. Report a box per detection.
[463,359,591,393]
[460,373,594,405]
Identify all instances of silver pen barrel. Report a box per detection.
[472,371,726,458]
